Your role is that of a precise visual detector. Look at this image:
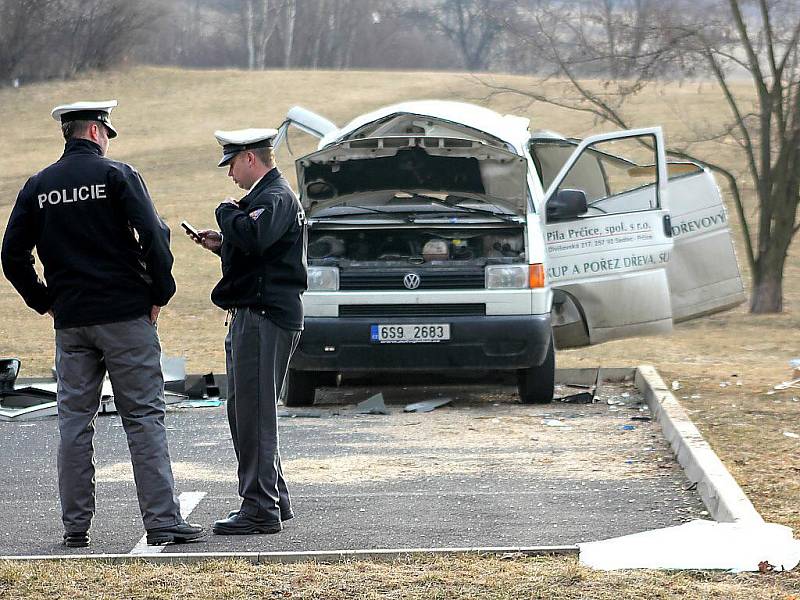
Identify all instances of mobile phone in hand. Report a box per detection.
[181,220,201,241]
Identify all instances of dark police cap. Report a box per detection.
[214,128,278,167]
[51,100,118,139]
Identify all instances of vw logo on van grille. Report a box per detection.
[403,273,421,289]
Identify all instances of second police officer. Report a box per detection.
[188,128,307,535]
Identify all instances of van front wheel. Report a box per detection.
[283,369,317,407]
[517,339,555,404]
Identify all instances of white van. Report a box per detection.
[276,101,744,406]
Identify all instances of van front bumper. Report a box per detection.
[291,314,552,372]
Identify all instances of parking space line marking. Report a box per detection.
[129,491,206,555]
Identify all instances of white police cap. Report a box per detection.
[51,100,119,139]
[214,128,278,167]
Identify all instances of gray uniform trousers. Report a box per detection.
[225,308,300,521]
[54,315,181,533]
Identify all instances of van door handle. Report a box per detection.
[663,215,673,237]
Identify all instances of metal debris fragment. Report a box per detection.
[279,411,323,418]
[403,397,452,413]
[176,399,223,409]
[357,392,390,415]
[0,358,20,392]
[558,392,594,404]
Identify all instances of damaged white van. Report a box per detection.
[276,101,744,406]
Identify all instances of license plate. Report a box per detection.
[370,324,450,344]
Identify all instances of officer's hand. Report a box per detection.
[197,229,223,253]
[150,305,161,325]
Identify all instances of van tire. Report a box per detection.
[283,369,317,407]
[517,338,555,404]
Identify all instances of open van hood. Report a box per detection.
[295,136,528,216]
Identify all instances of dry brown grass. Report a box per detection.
[1,66,798,595]
[1,555,799,599]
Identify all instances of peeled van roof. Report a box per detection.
[321,100,532,150]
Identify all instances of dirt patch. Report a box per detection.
[96,461,237,484]
[279,383,678,484]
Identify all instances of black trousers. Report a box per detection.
[225,308,300,521]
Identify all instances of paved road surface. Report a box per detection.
[0,377,707,556]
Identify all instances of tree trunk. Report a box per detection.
[750,257,785,313]
[255,0,270,69]
[245,0,255,69]
[749,141,799,313]
[749,214,794,313]
[283,0,295,68]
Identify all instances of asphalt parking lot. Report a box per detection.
[0,377,707,556]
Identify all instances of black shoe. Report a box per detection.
[213,511,283,535]
[63,532,89,548]
[146,521,205,546]
[227,509,294,522]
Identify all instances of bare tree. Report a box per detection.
[241,0,285,69]
[1,0,161,84]
[0,0,52,82]
[126,0,501,73]
[60,0,162,75]
[405,0,511,71]
[490,0,800,313]
[282,0,296,68]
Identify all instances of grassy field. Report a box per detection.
[0,66,798,597]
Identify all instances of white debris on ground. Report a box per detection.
[579,519,800,572]
[774,378,800,391]
[542,418,570,428]
[790,358,800,378]
[771,359,800,392]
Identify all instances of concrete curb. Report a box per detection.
[0,546,578,565]
[633,365,763,524]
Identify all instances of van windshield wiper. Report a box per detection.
[399,193,519,223]
[310,205,410,222]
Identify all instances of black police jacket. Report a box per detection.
[211,168,307,331]
[1,138,175,329]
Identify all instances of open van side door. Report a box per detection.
[539,128,674,349]
[661,163,745,321]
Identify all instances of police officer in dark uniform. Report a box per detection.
[188,128,307,535]
[1,100,204,547]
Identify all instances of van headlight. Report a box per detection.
[485,264,529,289]
[307,266,339,291]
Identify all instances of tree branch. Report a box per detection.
[702,44,761,192]
[757,0,779,84]
[728,0,768,97]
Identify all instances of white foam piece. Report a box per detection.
[579,520,800,571]
[0,402,58,422]
[161,355,186,383]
